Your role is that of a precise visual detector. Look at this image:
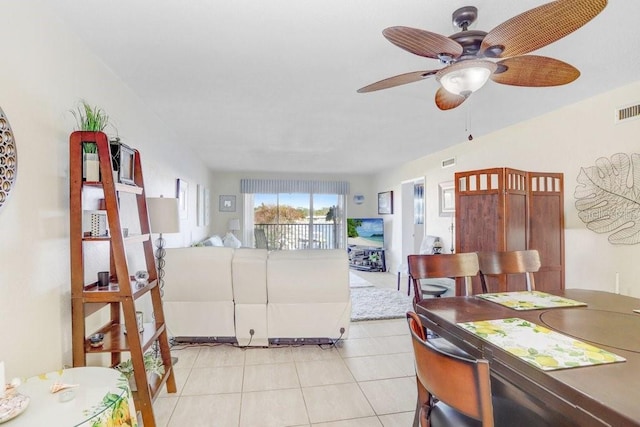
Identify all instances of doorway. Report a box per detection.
[400,177,425,280]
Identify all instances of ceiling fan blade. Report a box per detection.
[491,55,580,87]
[480,0,607,58]
[435,87,467,110]
[357,70,438,93]
[383,26,463,60]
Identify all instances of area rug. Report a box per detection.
[349,271,375,288]
[350,287,413,322]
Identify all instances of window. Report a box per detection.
[241,179,349,250]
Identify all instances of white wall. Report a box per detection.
[0,3,212,379]
[375,81,640,297]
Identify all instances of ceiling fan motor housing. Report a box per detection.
[449,30,487,62]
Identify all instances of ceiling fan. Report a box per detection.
[357,0,608,110]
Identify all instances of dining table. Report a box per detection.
[2,367,137,426]
[415,289,640,427]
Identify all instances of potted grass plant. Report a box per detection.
[82,140,100,181]
[70,100,110,181]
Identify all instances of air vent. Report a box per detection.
[615,103,640,123]
[441,157,456,168]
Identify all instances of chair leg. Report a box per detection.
[413,399,431,427]
[413,399,420,427]
[414,377,431,427]
[419,404,430,427]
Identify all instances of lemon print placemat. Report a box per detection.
[457,318,625,371]
[476,291,587,310]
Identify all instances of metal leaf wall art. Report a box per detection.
[574,153,640,244]
[0,107,17,212]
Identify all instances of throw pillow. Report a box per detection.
[222,232,241,249]
[203,235,224,247]
[207,234,224,246]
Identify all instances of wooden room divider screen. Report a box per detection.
[454,168,564,295]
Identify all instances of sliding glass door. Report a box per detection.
[252,192,344,250]
[240,179,350,250]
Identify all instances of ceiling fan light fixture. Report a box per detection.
[436,60,497,96]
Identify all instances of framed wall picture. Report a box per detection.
[378,191,393,215]
[197,184,204,226]
[176,178,188,219]
[219,195,236,212]
[204,187,210,226]
[439,181,455,216]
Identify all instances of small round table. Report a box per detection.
[9,367,137,426]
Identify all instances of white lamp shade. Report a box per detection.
[436,60,497,96]
[228,218,241,231]
[147,197,180,234]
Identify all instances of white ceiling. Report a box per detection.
[50,0,640,174]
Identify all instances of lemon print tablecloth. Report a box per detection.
[457,318,625,371]
[12,367,137,426]
[476,291,587,310]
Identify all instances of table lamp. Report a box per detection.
[146,196,180,297]
[147,196,180,365]
[228,218,240,236]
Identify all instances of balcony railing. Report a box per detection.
[255,223,339,250]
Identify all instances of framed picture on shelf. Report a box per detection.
[378,191,393,215]
[439,181,455,216]
[109,140,136,185]
[176,178,188,219]
[219,195,236,212]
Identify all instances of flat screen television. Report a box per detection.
[347,218,384,248]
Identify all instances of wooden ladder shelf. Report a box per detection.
[69,131,176,426]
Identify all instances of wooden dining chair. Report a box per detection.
[477,250,541,293]
[407,311,547,427]
[408,253,479,305]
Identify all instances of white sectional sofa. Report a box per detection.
[162,247,236,339]
[163,247,351,346]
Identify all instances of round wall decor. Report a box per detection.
[0,107,17,211]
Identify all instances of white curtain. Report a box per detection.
[242,193,255,247]
[240,179,349,195]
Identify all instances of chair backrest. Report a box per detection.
[254,228,268,250]
[407,253,479,302]
[407,311,494,426]
[477,250,541,293]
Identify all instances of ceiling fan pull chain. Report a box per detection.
[465,100,473,141]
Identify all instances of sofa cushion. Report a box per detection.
[267,249,349,303]
[164,246,234,301]
[235,304,268,346]
[232,248,268,303]
[164,301,235,338]
[267,302,351,339]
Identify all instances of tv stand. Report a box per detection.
[348,246,386,272]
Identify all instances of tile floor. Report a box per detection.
[153,271,417,427]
